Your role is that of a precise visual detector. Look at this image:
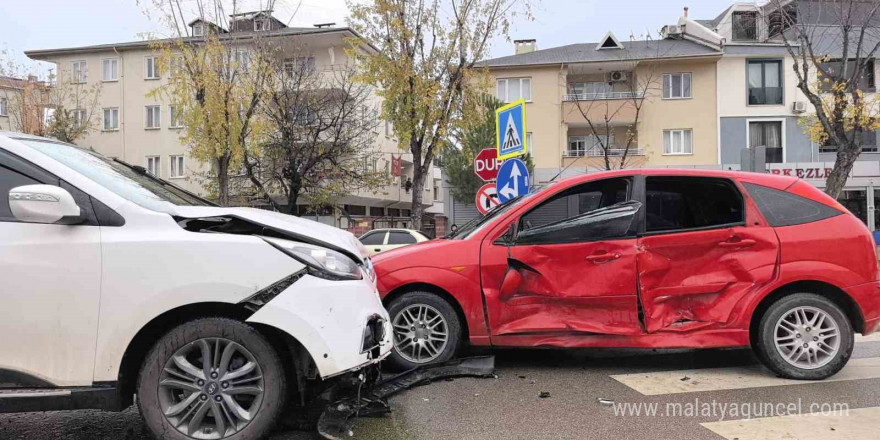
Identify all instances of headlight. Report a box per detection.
[263,237,363,280]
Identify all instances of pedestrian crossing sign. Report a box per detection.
[495,99,528,160]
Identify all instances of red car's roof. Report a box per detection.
[553,168,798,191]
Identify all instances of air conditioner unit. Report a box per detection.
[792,101,808,113]
[606,71,628,83]
[661,25,683,38]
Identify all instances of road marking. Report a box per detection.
[855,332,880,342]
[611,357,880,395]
[701,406,880,440]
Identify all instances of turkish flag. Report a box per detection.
[391,154,402,177]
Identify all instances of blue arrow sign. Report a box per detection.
[495,99,528,160]
[496,158,530,203]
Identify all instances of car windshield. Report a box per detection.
[17,138,212,212]
[447,185,547,240]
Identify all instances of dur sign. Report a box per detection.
[474,148,503,182]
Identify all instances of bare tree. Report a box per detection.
[565,36,666,171]
[43,72,102,143]
[770,0,880,198]
[241,44,389,213]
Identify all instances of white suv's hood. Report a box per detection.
[170,206,366,261]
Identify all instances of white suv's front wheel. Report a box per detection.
[137,318,287,440]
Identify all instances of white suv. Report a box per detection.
[0,132,392,440]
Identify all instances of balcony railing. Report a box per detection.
[563,91,644,101]
[564,148,644,158]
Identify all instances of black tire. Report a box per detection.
[754,293,854,380]
[386,291,462,371]
[137,317,287,440]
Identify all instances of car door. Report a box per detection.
[636,176,779,333]
[481,176,644,338]
[360,231,388,256]
[0,149,102,386]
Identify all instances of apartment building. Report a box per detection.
[482,28,723,185]
[444,1,880,232]
[24,12,443,234]
[695,0,880,231]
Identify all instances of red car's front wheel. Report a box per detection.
[386,292,462,370]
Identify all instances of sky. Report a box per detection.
[0,0,737,76]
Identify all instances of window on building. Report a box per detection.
[385,120,392,137]
[663,129,693,155]
[71,60,88,83]
[662,73,692,99]
[254,18,270,31]
[497,78,532,102]
[748,60,783,105]
[567,134,611,157]
[568,81,613,98]
[103,107,119,130]
[748,121,783,162]
[820,130,878,153]
[145,56,160,79]
[818,59,875,92]
[388,231,417,245]
[169,155,185,178]
[646,177,744,233]
[434,183,440,201]
[146,156,160,176]
[402,209,411,217]
[102,59,118,81]
[768,3,797,37]
[344,204,366,216]
[169,56,184,76]
[520,177,631,233]
[73,108,87,127]
[169,105,183,128]
[369,206,385,217]
[145,105,161,129]
[387,208,401,217]
[0,98,7,117]
[193,24,204,36]
[732,11,758,41]
[235,50,251,70]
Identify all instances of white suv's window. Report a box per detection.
[17,138,209,211]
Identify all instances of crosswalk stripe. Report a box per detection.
[611,357,880,395]
[701,406,880,440]
[855,332,880,342]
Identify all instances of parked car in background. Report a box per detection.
[0,132,391,440]
[359,228,430,256]
[373,169,880,380]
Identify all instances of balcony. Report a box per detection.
[564,148,644,158]
[562,90,644,101]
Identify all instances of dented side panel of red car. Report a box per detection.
[637,226,779,333]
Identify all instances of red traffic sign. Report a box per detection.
[475,183,500,215]
[473,148,503,182]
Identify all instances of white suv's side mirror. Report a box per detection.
[9,184,82,224]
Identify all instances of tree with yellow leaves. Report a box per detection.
[347,0,532,229]
[771,0,880,198]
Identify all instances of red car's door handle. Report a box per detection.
[585,253,621,263]
[718,238,756,248]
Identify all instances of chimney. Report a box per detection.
[514,39,537,55]
[684,6,689,17]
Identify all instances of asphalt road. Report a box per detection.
[3,337,880,440]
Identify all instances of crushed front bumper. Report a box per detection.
[246,273,393,378]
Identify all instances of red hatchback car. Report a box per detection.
[374,169,880,379]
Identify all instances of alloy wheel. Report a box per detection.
[773,306,841,370]
[392,304,449,363]
[158,337,265,439]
